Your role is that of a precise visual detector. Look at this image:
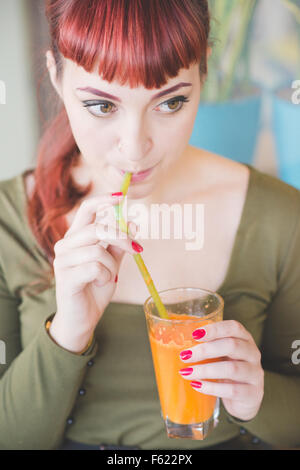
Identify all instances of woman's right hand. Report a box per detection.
[49,192,142,353]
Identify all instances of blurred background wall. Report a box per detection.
[0,0,299,182]
[0,0,40,179]
[0,0,58,180]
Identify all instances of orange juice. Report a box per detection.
[149,313,219,425]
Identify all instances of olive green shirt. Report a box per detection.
[0,164,300,450]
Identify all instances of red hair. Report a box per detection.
[26,0,210,292]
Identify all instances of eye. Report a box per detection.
[82,100,116,117]
[157,95,190,114]
[82,95,190,118]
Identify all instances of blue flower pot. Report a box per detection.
[272,89,300,190]
[189,94,262,164]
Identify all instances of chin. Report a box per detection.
[127,180,155,199]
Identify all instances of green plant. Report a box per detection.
[202,0,258,102]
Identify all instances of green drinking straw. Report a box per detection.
[114,172,169,319]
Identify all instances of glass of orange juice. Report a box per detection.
[144,287,224,440]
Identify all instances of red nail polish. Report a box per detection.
[179,367,193,376]
[180,350,192,360]
[114,274,118,283]
[112,192,123,197]
[190,381,202,389]
[192,329,206,340]
[132,241,143,252]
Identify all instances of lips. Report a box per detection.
[116,161,159,183]
[120,165,156,176]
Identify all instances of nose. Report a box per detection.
[117,116,152,169]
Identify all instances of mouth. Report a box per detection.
[117,162,159,182]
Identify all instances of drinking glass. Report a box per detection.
[144,287,224,440]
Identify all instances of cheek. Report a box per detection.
[64,101,113,158]
[159,109,197,153]
[174,104,199,150]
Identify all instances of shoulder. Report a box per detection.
[249,165,300,213]
[187,147,250,221]
[0,173,21,211]
[188,146,250,193]
[189,145,300,214]
[0,168,34,206]
[0,173,17,194]
[0,171,29,233]
[188,147,300,253]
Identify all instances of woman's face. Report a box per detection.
[47,52,202,199]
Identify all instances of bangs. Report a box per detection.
[55,0,209,88]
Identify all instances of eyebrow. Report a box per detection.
[76,82,192,103]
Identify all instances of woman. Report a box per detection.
[0,0,299,450]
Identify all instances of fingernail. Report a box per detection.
[132,241,143,253]
[179,367,193,376]
[111,192,123,197]
[190,381,202,389]
[128,221,137,236]
[180,350,192,360]
[192,328,206,340]
[114,274,118,283]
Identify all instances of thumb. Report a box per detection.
[106,222,134,265]
[128,220,138,238]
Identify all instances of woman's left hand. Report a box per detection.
[179,320,264,421]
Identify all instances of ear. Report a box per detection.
[46,50,63,100]
[207,46,212,60]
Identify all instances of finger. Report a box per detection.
[54,221,138,255]
[99,240,109,250]
[95,223,143,255]
[56,260,112,293]
[65,193,123,237]
[95,204,121,230]
[96,205,120,250]
[55,223,104,254]
[128,221,138,238]
[179,360,257,384]
[53,243,118,274]
[189,380,255,400]
[180,337,258,364]
[192,320,253,343]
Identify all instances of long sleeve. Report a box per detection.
[228,191,300,448]
[231,371,300,448]
[0,261,98,450]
